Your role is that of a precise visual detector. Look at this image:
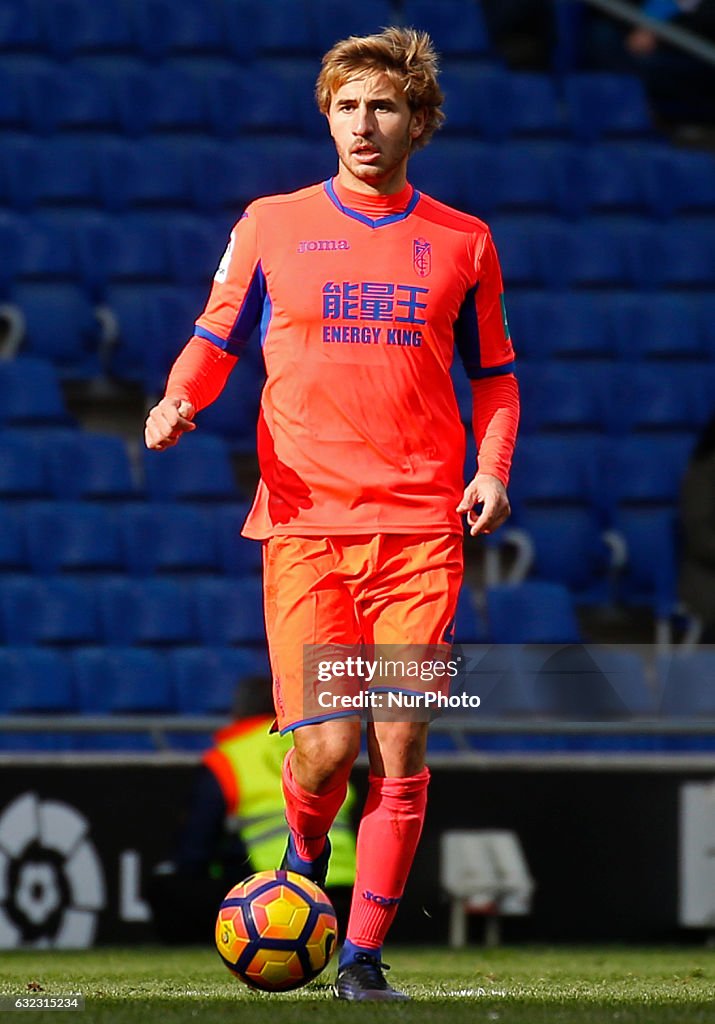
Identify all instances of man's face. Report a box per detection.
[326,71,426,194]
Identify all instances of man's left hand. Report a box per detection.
[457,473,511,536]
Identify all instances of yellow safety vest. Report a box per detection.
[204,716,356,887]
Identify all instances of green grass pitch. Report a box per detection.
[1,946,713,1022]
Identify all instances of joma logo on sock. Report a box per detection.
[297,239,351,253]
[362,890,401,906]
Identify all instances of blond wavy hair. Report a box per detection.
[315,26,445,150]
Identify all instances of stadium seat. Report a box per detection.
[112,64,207,137]
[0,214,78,290]
[457,643,541,717]
[213,503,263,575]
[132,0,227,60]
[608,508,678,616]
[203,64,308,137]
[0,431,49,498]
[516,362,612,433]
[20,63,118,134]
[487,218,541,288]
[507,292,614,360]
[555,144,647,219]
[120,503,220,575]
[193,361,264,453]
[612,364,711,433]
[0,0,43,53]
[0,66,26,134]
[507,434,603,510]
[97,576,199,645]
[0,575,100,644]
[564,73,654,142]
[194,577,267,645]
[224,0,315,59]
[25,501,124,575]
[142,433,240,502]
[163,215,227,286]
[309,0,400,53]
[658,652,715,717]
[468,72,567,141]
[106,282,206,391]
[9,282,105,378]
[5,136,100,211]
[468,144,559,216]
[607,434,693,507]
[36,0,134,59]
[96,139,194,213]
[537,221,633,289]
[409,140,479,212]
[0,507,28,571]
[700,295,715,362]
[485,581,582,644]
[400,0,491,56]
[453,586,488,643]
[608,293,704,361]
[72,647,174,713]
[0,648,76,712]
[0,357,72,427]
[74,214,170,298]
[642,148,715,219]
[45,431,139,501]
[170,647,270,713]
[637,223,715,290]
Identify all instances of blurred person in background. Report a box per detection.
[150,677,356,942]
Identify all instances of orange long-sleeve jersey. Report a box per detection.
[166,178,519,539]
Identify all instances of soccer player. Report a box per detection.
[145,27,519,1001]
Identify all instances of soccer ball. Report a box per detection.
[215,869,338,992]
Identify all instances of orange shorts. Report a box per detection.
[262,533,464,733]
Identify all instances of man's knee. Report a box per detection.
[292,720,360,790]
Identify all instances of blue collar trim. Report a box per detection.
[324,179,420,228]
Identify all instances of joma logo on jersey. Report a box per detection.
[297,239,351,253]
[413,237,431,277]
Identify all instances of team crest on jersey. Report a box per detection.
[214,231,235,283]
[413,237,431,277]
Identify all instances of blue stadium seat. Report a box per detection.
[517,362,612,433]
[20,63,118,134]
[0,357,72,426]
[10,283,104,378]
[456,644,541,717]
[0,0,43,53]
[203,64,307,137]
[555,144,647,219]
[409,141,479,211]
[213,503,263,575]
[224,0,315,59]
[0,214,77,290]
[194,577,267,645]
[485,581,581,644]
[0,431,49,497]
[0,507,28,570]
[45,431,139,501]
[74,214,170,298]
[73,647,174,713]
[508,434,603,510]
[96,139,193,213]
[609,508,678,615]
[505,508,612,602]
[0,66,31,132]
[132,0,227,60]
[658,652,715,717]
[401,0,491,56]
[105,283,203,391]
[487,217,541,288]
[468,72,566,141]
[25,501,124,575]
[642,148,715,219]
[36,0,134,59]
[537,221,633,289]
[0,648,75,712]
[5,136,100,211]
[638,223,715,290]
[700,295,715,362]
[142,433,240,502]
[112,64,207,136]
[0,575,100,644]
[468,144,558,216]
[120,502,220,575]
[608,434,693,507]
[309,0,400,53]
[163,215,227,285]
[453,587,488,643]
[507,292,615,360]
[613,364,711,433]
[564,73,654,142]
[97,576,199,645]
[170,647,270,713]
[609,293,704,361]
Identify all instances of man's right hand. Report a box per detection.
[144,397,196,450]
